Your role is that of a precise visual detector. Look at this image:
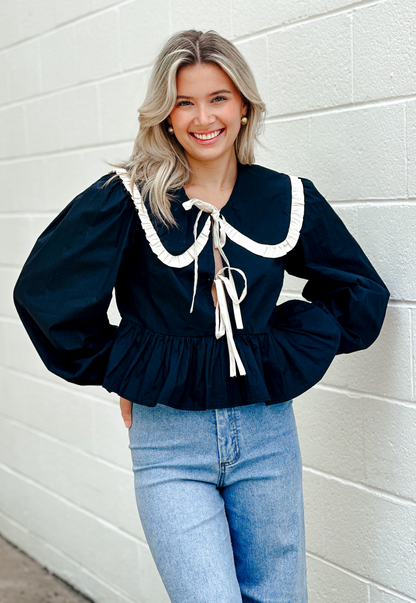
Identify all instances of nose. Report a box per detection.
[193,104,216,128]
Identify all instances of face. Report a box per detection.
[167,62,247,165]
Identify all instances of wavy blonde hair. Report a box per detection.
[112,29,266,228]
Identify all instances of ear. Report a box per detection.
[241,103,248,118]
[167,116,172,125]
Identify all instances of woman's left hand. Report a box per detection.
[120,396,133,428]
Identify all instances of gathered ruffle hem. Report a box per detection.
[103,299,342,411]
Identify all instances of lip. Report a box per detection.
[189,128,225,145]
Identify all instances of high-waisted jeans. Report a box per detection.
[128,400,308,603]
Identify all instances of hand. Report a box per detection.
[120,396,133,428]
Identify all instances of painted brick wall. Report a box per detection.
[0,1,414,602]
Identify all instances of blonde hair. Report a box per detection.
[112,29,266,228]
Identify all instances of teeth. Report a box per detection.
[193,129,222,140]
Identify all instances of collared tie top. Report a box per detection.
[182,197,248,377]
[13,162,390,411]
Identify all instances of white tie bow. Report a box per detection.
[182,198,247,377]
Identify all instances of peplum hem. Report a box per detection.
[102,300,341,411]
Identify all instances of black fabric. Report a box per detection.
[13,163,389,410]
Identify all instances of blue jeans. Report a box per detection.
[128,400,308,602]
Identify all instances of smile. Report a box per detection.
[190,129,224,140]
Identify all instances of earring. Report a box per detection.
[168,126,174,134]
[241,117,248,125]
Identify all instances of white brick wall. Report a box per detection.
[0,1,414,602]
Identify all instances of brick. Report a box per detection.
[27,86,100,154]
[58,86,100,150]
[370,585,411,603]
[364,399,416,502]
[232,0,308,36]
[16,0,58,40]
[1,157,47,212]
[99,71,146,144]
[43,152,88,211]
[0,164,17,212]
[0,368,95,454]
[0,216,34,267]
[40,26,79,92]
[322,306,412,401]
[0,0,22,51]
[302,469,325,555]
[234,37,269,107]
[26,94,61,154]
[354,0,416,102]
[268,14,352,116]
[8,40,42,101]
[55,0,118,25]
[3,320,49,379]
[0,417,145,542]
[0,465,147,599]
[407,101,416,197]
[357,204,416,302]
[309,0,358,14]
[412,310,416,403]
[170,0,232,39]
[0,53,11,105]
[255,119,311,177]
[75,11,121,84]
[307,556,369,603]
[323,478,416,598]
[0,268,20,318]
[92,398,133,470]
[294,388,366,483]
[120,0,170,70]
[81,142,133,180]
[0,105,27,159]
[309,104,406,201]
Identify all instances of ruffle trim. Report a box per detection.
[115,167,211,268]
[114,168,305,266]
[103,300,341,411]
[222,175,305,258]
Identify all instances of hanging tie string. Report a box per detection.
[182,198,248,377]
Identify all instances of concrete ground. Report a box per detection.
[0,534,93,603]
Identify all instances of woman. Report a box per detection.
[14,29,389,603]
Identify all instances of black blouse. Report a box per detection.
[13,162,389,410]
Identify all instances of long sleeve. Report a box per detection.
[13,173,140,385]
[283,178,390,355]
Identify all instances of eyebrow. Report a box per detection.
[176,89,232,99]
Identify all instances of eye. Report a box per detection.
[213,96,227,103]
[177,100,192,107]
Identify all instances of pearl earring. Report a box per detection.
[168,126,174,134]
[241,117,248,125]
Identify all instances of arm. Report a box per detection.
[284,178,390,354]
[13,173,140,385]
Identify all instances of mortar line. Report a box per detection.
[0,364,119,408]
[0,63,150,112]
[0,141,133,165]
[303,465,416,507]
[264,93,416,122]
[309,382,416,407]
[2,81,413,116]
[229,0,385,44]
[0,0,135,54]
[0,461,144,542]
[410,310,415,401]
[0,410,131,475]
[306,552,416,602]
[0,511,145,603]
[350,7,354,104]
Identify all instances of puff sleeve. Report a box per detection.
[13,174,140,385]
[283,178,389,354]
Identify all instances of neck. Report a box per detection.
[186,152,238,192]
